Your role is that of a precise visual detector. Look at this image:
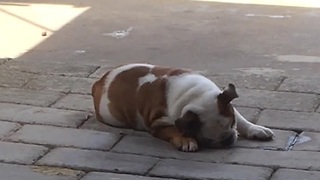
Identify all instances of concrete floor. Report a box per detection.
[1,0,320,76]
[1,1,320,179]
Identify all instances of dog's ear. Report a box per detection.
[218,83,238,105]
[175,111,202,137]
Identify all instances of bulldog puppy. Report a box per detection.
[92,63,274,152]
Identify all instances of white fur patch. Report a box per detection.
[98,93,123,127]
[166,74,221,120]
[104,63,154,89]
[138,73,157,89]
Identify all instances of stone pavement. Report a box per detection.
[1,0,320,179]
[0,61,320,180]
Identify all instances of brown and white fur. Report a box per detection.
[92,63,274,152]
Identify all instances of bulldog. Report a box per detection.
[92,63,274,152]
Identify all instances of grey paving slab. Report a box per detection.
[0,103,88,128]
[224,148,320,170]
[235,129,296,150]
[207,73,283,91]
[80,117,151,137]
[24,75,95,95]
[89,65,115,79]
[7,125,121,150]
[52,94,94,112]
[149,159,272,180]
[279,76,320,94]
[4,61,98,77]
[0,163,84,180]
[0,69,35,88]
[0,121,20,139]
[292,131,320,151]
[112,136,229,162]
[37,148,159,175]
[81,172,176,180]
[258,110,320,132]
[0,141,48,164]
[0,87,63,106]
[233,89,319,112]
[271,168,320,180]
[70,78,96,95]
[234,107,261,123]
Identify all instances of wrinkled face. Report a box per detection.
[196,102,237,148]
[175,83,239,149]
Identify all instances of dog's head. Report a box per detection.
[175,84,238,148]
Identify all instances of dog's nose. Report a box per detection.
[220,133,236,147]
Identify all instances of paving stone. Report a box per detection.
[5,61,98,77]
[258,110,320,132]
[0,103,88,128]
[24,75,95,95]
[233,89,319,112]
[0,163,84,180]
[70,78,96,95]
[0,121,20,139]
[235,129,296,150]
[206,73,283,91]
[81,172,176,180]
[0,141,48,164]
[112,136,229,162]
[81,117,151,137]
[149,159,272,180]
[37,148,159,175]
[0,87,63,106]
[234,107,261,123]
[271,168,320,180]
[0,69,35,88]
[279,76,320,94]
[7,125,121,150]
[52,94,94,112]
[292,131,320,151]
[224,148,320,170]
[89,65,115,78]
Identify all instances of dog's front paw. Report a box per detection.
[246,125,274,141]
[170,136,198,152]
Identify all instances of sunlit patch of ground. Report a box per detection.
[192,0,320,8]
[0,2,90,58]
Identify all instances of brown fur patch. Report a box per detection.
[107,66,150,128]
[217,102,236,127]
[104,65,192,130]
[137,78,167,129]
[91,72,109,123]
[217,84,238,127]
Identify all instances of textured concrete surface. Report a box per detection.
[0,163,84,180]
[0,103,88,127]
[37,148,159,175]
[1,0,320,179]
[149,159,273,180]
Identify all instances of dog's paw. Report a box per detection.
[171,136,198,152]
[246,125,274,141]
